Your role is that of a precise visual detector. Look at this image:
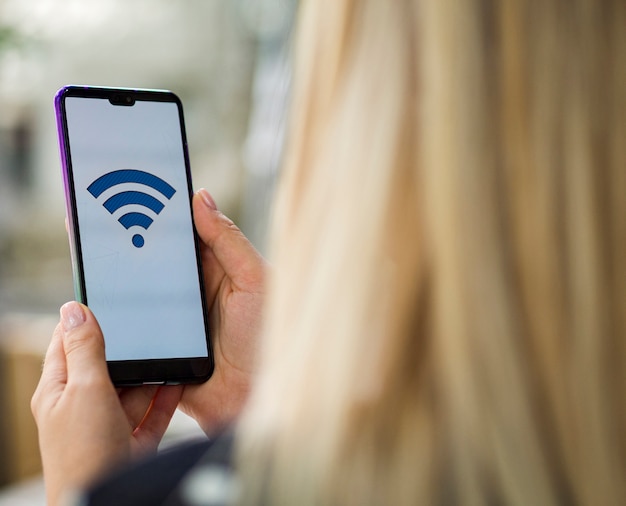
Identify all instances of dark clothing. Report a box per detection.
[80,433,235,506]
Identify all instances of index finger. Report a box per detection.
[41,324,67,385]
[31,322,67,418]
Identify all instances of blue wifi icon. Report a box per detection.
[87,169,176,248]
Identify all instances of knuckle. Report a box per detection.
[30,387,53,422]
[30,392,40,419]
[63,326,103,356]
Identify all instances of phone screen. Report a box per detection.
[58,88,211,372]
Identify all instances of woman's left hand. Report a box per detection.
[31,301,182,506]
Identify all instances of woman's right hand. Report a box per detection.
[179,189,267,435]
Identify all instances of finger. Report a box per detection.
[193,189,266,292]
[191,190,225,304]
[132,386,183,452]
[118,385,159,428]
[198,226,226,306]
[40,323,68,385]
[31,322,67,418]
[59,302,110,385]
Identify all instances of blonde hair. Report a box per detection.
[237,0,626,504]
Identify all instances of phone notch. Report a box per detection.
[109,93,136,107]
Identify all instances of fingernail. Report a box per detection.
[198,188,217,210]
[60,302,86,331]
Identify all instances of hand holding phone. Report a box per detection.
[32,300,183,506]
[178,190,266,434]
[31,189,266,505]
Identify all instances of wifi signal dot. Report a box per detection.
[132,234,145,248]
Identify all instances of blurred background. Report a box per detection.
[0,0,295,502]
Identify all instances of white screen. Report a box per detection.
[65,96,209,361]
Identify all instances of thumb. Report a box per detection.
[60,302,110,383]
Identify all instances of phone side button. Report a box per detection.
[143,381,166,385]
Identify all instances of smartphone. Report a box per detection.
[54,85,214,385]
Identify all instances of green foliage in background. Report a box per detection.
[0,25,19,51]
[0,24,36,56]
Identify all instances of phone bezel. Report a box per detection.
[54,85,214,386]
